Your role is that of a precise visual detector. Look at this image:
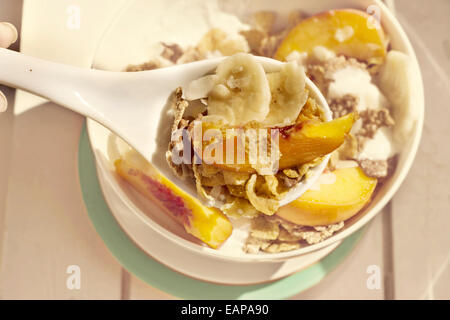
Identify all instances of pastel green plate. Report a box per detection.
[78,123,365,299]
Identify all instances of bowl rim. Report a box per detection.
[87,0,425,263]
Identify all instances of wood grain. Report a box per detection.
[0,0,128,299]
[292,212,386,300]
[127,272,176,300]
[0,0,23,283]
[0,105,123,299]
[389,0,450,300]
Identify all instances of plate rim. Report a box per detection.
[91,137,343,285]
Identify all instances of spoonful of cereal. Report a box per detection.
[0,49,354,208]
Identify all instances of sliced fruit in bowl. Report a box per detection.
[276,166,377,226]
[275,9,388,62]
[88,0,423,261]
[115,152,233,249]
[202,112,356,173]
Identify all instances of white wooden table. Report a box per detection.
[0,0,448,300]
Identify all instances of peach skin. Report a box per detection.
[115,158,233,248]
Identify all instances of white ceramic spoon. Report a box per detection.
[0,47,331,206]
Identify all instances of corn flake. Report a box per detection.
[246,174,280,215]
[250,216,280,240]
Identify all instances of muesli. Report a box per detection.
[116,8,415,253]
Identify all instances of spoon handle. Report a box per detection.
[0,47,108,118]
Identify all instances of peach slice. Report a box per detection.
[278,112,355,169]
[275,9,387,62]
[115,158,233,249]
[276,166,377,226]
[201,113,356,173]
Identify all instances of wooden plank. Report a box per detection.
[0,0,128,299]
[0,86,15,269]
[389,0,450,300]
[0,0,24,282]
[0,106,123,299]
[127,272,176,300]
[293,212,386,300]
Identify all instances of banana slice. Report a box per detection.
[377,51,417,143]
[184,74,217,101]
[207,53,271,125]
[264,61,308,126]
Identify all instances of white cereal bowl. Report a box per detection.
[87,0,424,265]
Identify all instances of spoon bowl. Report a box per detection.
[0,48,331,205]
